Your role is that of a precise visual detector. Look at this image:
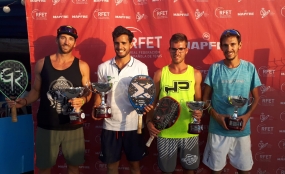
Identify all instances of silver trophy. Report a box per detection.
[186,101,210,134]
[60,86,89,125]
[226,95,253,130]
[91,82,113,118]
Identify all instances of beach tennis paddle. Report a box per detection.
[128,75,155,134]
[146,96,180,147]
[0,60,28,122]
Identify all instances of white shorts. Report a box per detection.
[202,133,253,171]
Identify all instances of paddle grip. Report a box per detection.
[137,115,143,134]
[146,136,154,147]
[11,106,17,122]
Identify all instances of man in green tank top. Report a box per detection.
[146,33,203,174]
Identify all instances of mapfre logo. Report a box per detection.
[260,8,271,18]
[72,13,88,19]
[173,11,189,17]
[53,13,69,19]
[278,139,285,150]
[258,66,275,77]
[30,0,46,2]
[32,9,47,20]
[258,95,274,106]
[133,0,147,5]
[136,12,148,22]
[72,0,88,4]
[215,7,232,18]
[255,152,272,162]
[257,123,274,134]
[281,6,285,17]
[93,9,110,19]
[153,8,168,19]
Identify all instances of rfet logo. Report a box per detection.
[215,7,232,18]
[258,66,275,77]
[153,8,168,19]
[276,167,285,174]
[32,9,47,20]
[281,6,285,17]
[278,139,285,150]
[95,161,107,171]
[257,123,274,134]
[258,95,274,106]
[255,152,272,162]
[93,9,110,19]
[280,111,285,121]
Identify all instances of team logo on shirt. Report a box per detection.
[164,81,190,93]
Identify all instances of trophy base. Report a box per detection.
[225,117,242,130]
[69,112,85,125]
[188,123,202,134]
[94,107,112,118]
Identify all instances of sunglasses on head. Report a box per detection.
[221,29,240,36]
[57,26,77,35]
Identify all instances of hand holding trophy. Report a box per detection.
[186,100,210,134]
[60,86,89,125]
[90,82,113,118]
[225,95,253,130]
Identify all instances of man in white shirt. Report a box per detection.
[92,26,148,174]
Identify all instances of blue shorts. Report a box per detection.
[99,129,147,163]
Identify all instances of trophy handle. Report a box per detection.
[202,100,211,111]
[248,97,254,106]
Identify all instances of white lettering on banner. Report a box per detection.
[260,113,271,122]
[133,0,147,5]
[281,83,285,92]
[237,10,254,16]
[93,9,110,19]
[258,66,275,77]
[259,97,275,106]
[276,167,285,174]
[258,140,270,150]
[193,0,208,2]
[278,139,285,150]
[260,84,272,94]
[95,134,101,144]
[58,165,67,168]
[53,0,60,5]
[195,9,205,19]
[94,0,108,2]
[282,6,285,17]
[132,36,162,49]
[187,42,220,50]
[95,161,107,170]
[32,9,47,20]
[280,111,285,121]
[53,14,69,19]
[257,123,274,134]
[72,13,88,18]
[255,152,272,162]
[215,7,232,18]
[153,8,168,19]
[173,11,189,17]
[72,0,88,4]
[115,0,123,6]
[136,12,147,22]
[260,8,271,18]
[115,14,131,19]
[79,166,90,169]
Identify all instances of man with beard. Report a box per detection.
[6,25,91,174]
[202,29,261,174]
[92,26,148,174]
[146,33,203,174]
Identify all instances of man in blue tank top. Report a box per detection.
[6,25,91,174]
[202,29,261,173]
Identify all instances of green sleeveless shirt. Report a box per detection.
[159,65,198,138]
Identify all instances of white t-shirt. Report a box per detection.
[97,56,148,131]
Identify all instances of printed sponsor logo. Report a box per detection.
[258,66,275,77]
[52,0,66,5]
[193,0,208,2]
[173,11,189,17]
[257,123,274,134]
[255,152,272,162]
[79,165,90,169]
[153,8,168,19]
[115,0,124,6]
[259,84,272,94]
[215,7,232,18]
[72,0,88,4]
[30,0,46,2]
[53,13,69,19]
[72,13,88,18]
[280,111,285,121]
[259,112,272,122]
[258,95,274,106]
[115,13,131,19]
[258,140,271,150]
[281,6,285,17]
[95,134,101,144]
[195,9,208,19]
[133,0,147,5]
[32,9,47,20]
[257,168,270,174]
[93,9,110,19]
[276,168,285,174]
[260,8,270,18]
[136,12,147,22]
[278,139,285,150]
[94,0,109,2]
[237,10,254,16]
[281,82,285,92]
[277,156,285,161]
[95,161,107,170]
[202,32,210,40]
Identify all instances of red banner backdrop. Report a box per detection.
[25,0,285,173]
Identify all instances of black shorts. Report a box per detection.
[99,129,147,163]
